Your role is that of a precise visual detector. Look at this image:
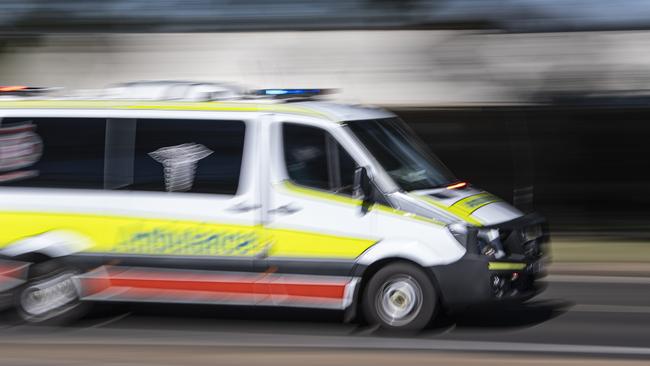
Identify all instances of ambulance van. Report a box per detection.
[0,84,548,330]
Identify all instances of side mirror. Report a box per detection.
[354,167,375,215]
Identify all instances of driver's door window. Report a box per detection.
[283,123,357,196]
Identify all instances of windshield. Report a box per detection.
[346,118,457,191]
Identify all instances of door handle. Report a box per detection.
[227,202,261,213]
[269,203,302,215]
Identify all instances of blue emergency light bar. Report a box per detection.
[254,88,335,98]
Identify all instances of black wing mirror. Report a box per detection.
[354,167,375,215]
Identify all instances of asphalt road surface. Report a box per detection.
[0,275,649,365]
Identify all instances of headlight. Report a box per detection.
[447,222,469,248]
[478,228,506,259]
[484,228,500,242]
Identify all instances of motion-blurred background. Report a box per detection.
[1,1,650,365]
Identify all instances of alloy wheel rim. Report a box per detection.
[375,275,423,327]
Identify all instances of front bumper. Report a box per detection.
[431,254,546,311]
[431,213,549,311]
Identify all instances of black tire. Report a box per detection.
[12,260,88,325]
[362,262,437,331]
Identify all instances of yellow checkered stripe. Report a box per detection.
[450,192,501,216]
[416,192,502,226]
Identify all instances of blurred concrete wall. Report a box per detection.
[3,30,650,105]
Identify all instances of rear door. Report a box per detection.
[262,119,378,309]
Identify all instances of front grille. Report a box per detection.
[500,225,546,260]
[523,239,542,258]
[482,213,549,261]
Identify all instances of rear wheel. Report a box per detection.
[362,262,437,331]
[13,260,87,325]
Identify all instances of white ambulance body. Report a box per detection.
[0,85,548,330]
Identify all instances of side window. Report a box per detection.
[125,119,245,195]
[0,117,105,189]
[283,123,357,195]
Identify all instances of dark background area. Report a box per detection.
[395,105,650,237]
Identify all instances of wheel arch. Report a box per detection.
[0,230,91,262]
[12,252,53,265]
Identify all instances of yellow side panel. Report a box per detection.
[268,228,375,259]
[0,212,374,259]
[0,212,267,257]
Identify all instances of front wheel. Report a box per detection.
[362,262,437,331]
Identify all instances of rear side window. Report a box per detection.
[0,117,105,189]
[0,117,246,195]
[120,119,246,195]
[283,123,357,195]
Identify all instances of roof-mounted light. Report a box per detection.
[253,88,335,99]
